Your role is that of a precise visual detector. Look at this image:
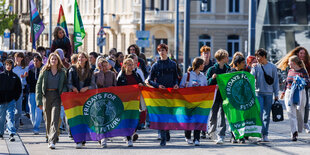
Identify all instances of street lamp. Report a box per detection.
[183,0,208,73]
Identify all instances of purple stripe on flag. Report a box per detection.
[149,122,207,131]
[72,128,136,143]
[34,25,45,41]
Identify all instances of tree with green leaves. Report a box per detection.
[0,0,16,35]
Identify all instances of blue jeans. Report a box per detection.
[28,93,43,132]
[0,100,16,135]
[14,92,23,130]
[257,93,273,136]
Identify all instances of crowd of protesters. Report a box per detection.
[1,26,310,150]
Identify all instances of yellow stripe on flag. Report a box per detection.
[144,98,213,109]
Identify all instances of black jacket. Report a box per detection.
[0,70,22,103]
[117,71,144,86]
[147,58,179,88]
[26,66,42,93]
[68,65,92,91]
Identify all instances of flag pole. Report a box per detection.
[49,0,52,48]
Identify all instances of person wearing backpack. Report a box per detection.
[179,57,207,146]
[251,48,279,142]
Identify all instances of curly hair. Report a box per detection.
[277,46,310,71]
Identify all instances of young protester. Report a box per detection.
[0,59,22,141]
[277,46,310,133]
[179,57,207,146]
[71,54,78,66]
[229,52,244,67]
[13,52,28,130]
[51,26,72,61]
[251,48,279,142]
[28,46,48,70]
[26,55,43,135]
[147,43,179,146]
[126,54,145,81]
[116,58,144,147]
[229,55,246,143]
[114,52,124,73]
[94,58,117,88]
[281,56,309,141]
[200,45,214,74]
[36,53,67,149]
[245,56,257,72]
[55,48,70,69]
[89,52,99,72]
[127,44,148,78]
[67,52,97,149]
[206,49,230,144]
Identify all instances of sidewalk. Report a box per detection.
[1,111,310,155]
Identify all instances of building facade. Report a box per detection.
[7,0,249,62]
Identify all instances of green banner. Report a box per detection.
[74,0,85,51]
[216,71,262,139]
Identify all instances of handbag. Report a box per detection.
[271,100,284,122]
[261,65,274,85]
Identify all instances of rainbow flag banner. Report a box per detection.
[61,85,140,143]
[57,5,69,37]
[141,85,217,131]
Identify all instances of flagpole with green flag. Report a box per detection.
[74,0,85,52]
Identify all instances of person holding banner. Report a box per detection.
[116,58,144,147]
[251,48,279,142]
[228,55,246,144]
[94,58,117,89]
[179,57,207,146]
[280,56,309,141]
[206,49,230,144]
[67,52,97,149]
[36,53,67,149]
[146,43,179,146]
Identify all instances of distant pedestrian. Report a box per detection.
[36,53,68,149]
[251,48,279,142]
[180,57,207,146]
[127,44,148,79]
[206,49,230,144]
[26,55,43,135]
[0,59,22,142]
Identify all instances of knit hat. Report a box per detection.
[55,48,65,60]
[108,59,115,68]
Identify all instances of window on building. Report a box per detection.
[200,0,211,13]
[229,0,240,13]
[160,0,169,11]
[149,0,155,10]
[198,34,212,56]
[227,35,240,57]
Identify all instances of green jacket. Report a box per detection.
[36,68,68,106]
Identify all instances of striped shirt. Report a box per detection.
[286,68,309,89]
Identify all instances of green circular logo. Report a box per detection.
[83,92,124,133]
[226,74,255,111]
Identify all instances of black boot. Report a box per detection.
[160,130,166,146]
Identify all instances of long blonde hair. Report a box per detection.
[289,55,306,70]
[277,46,310,71]
[41,53,64,73]
[76,52,91,81]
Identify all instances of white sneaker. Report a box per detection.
[263,135,269,142]
[48,143,55,149]
[157,133,161,140]
[304,124,310,133]
[194,140,200,146]
[127,140,133,147]
[101,138,107,148]
[76,143,83,149]
[216,137,224,144]
[185,138,193,144]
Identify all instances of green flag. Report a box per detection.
[216,71,262,139]
[74,0,85,51]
